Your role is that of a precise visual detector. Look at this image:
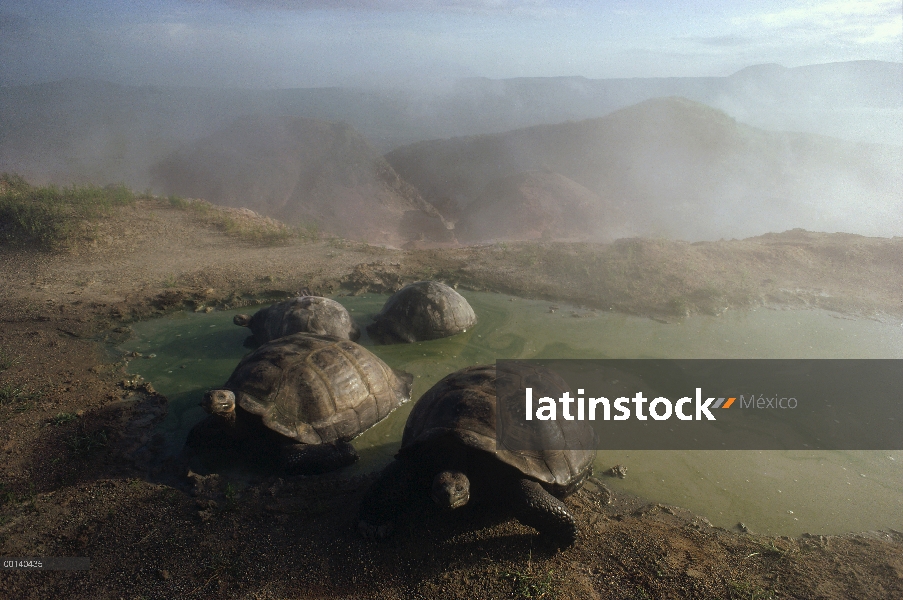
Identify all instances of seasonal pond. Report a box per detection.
[120,291,903,536]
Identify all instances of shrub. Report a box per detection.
[0,173,136,249]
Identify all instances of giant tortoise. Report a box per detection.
[366,281,476,344]
[186,333,413,474]
[358,363,595,546]
[234,295,360,344]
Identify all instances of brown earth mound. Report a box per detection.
[151,115,452,246]
[456,170,626,243]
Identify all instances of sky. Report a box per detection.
[0,0,900,88]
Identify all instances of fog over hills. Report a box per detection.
[1,61,899,243]
[455,171,626,243]
[433,60,902,148]
[388,97,902,242]
[0,60,899,191]
[150,116,451,246]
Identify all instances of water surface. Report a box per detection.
[121,292,903,535]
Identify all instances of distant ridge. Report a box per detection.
[387,97,902,242]
[456,171,625,243]
[151,116,451,246]
[1,60,899,191]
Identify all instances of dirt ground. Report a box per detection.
[1,199,901,599]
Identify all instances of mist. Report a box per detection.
[1,1,901,243]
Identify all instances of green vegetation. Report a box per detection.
[51,412,78,426]
[628,589,651,600]
[65,428,109,457]
[223,482,238,511]
[0,347,18,372]
[727,581,778,600]
[0,173,137,249]
[168,194,318,245]
[295,220,320,242]
[502,553,557,600]
[0,177,316,248]
[0,382,43,405]
[502,565,557,599]
[165,194,193,210]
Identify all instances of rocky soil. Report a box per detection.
[1,198,901,599]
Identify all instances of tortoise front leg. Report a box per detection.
[510,478,579,548]
[281,440,358,475]
[358,459,416,540]
[184,415,235,452]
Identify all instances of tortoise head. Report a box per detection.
[202,389,236,418]
[233,314,251,327]
[431,470,470,510]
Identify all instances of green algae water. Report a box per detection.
[120,291,903,536]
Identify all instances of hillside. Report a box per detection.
[456,171,626,243]
[150,116,451,246]
[1,61,898,191]
[387,97,902,242]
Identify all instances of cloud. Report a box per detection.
[733,0,902,46]
[858,16,903,44]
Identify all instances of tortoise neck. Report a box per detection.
[217,408,238,428]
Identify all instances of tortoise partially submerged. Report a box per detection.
[366,281,476,344]
[186,333,413,474]
[234,295,360,344]
[358,364,595,546]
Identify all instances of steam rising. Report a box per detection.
[0,61,900,243]
[388,97,902,241]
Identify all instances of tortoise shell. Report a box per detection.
[367,281,476,344]
[398,364,595,495]
[240,296,360,343]
[225,333,412,445]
